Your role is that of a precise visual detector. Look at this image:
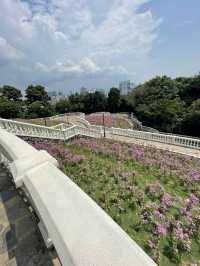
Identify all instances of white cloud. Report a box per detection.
[34,58,127,80]
[0,36,24,63]
[0,0,160,90]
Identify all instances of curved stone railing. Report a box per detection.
[109,127,200,149]
[0,118,200,151]
[0,118,65,140]
[51,122,73,130]
[0,127,156,266]
[75,125,102,139]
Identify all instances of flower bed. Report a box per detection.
[86,114,131,128]
[31,138,200,265]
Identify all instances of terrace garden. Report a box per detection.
[86,114,131,129]
[31,137,200,266]
[16,118,61,127]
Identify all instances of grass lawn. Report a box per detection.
[31,137,200,266]
[15,118,62,127]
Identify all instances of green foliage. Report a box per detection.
[177,74,200,105]
[25,85,50,103]
[0,97,21,118]
[83,91,107,113]
[56,91,107,114]
[107,87,121,113]
[134,76,179,106]
[55,99,70,114]
[67,93,85,112]
[131,75,200,136]
[27,101,54,118]
[2,85,22,101]
[136,99,185,132]
[181,112,200,137]
[0,72,199,137]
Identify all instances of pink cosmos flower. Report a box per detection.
[156,224,167,236]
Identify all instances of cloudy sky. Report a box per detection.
[0,0,200,93]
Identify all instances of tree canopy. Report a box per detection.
[26,85,50,103]
[107,87,120,113]
[1,85,22,101]
[0,73,199,137]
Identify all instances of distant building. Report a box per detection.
[80,87,87,94]
[119,80,136,95]
[79,87,106,95]
[88,88,95,94]
[48,91,57,97]
[88,88,105,94]
[48,91,66,105]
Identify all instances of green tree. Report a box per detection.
[27,101,54,118]
[55,99,70,114]
[133,76,179,106]
[119,95,133,112]
[177,74,200,105]
[0,97,21,118]
[68,93,85,112]
[107,87,120,113]
[83,91,107,113]
[2,85,22,101]
[180,112,200,137]
[26,85,50,104]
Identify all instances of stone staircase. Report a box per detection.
[0,164,61,266]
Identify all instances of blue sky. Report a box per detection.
[0,0,199,93]
[142,0,200,79]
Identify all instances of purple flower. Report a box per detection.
[190,194,199,205]
[175,226,185,240]
[156,224,167,236]
[180,207,187,215]
[154,210,164,220]
[161,193,173,209]
[132,147,144,160]
[187,170,200,182]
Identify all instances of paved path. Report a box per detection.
[106,134,200,159]
[0,164,61,266]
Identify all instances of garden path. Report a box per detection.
[106,134,200,158]
[0,164,61,266]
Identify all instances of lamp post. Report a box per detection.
[41,105,47,126]
[103,113,106,138]
[65,108,68,124]
[44,117,47,126]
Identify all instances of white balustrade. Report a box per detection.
[0,127,156,266]
[0,118,64,140]
[0,117,199,150]
[75,125,102,139]
[110,127,200,149]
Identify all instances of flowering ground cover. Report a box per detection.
[86,114,131,129]
[31,138,200,266]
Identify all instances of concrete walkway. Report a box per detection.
[0,164,61,266]
[106,134,200,159]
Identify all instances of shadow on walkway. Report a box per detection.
[0,164,60,266]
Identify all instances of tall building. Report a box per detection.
[80,87,87,94]
[119,80,135,95]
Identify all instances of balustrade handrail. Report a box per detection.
[0,117,63,130]
[109,127,200,149]
[0,117,200,150]
[0,127,156,266]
